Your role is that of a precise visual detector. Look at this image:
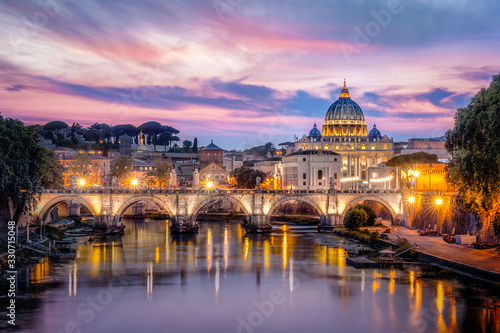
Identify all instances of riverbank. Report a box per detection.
[328,225,500,291]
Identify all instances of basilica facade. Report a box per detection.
[294,81,394,189]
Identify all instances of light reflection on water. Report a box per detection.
[13,219,500,333]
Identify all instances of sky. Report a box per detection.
[1,0,499,149]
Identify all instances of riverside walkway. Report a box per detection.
[386,226,500,275]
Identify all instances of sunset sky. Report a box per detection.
[1,0,499,149]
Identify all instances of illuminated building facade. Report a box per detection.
[295,81,394,188]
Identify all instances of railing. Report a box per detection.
[43,188,401,195]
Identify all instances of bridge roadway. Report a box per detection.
[34,188,406,233]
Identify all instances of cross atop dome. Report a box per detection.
[340,79,350,98]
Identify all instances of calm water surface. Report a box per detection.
[6,220,500,333]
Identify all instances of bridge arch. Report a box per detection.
[39,195,98,221]
[115,195,174,217]
[266,195,326,219]
[340,196,397,225]
[190,195,251,221]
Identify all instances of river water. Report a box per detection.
[5,219,500,333]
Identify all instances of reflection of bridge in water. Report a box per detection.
[35,189,407,233]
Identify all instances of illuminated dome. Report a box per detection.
[322,80,367,138]
[368,124,382,141]
[308,123,321,141]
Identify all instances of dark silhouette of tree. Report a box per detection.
[193,137,198,153]
[43,120,68,133]
[41,150,64,189]
[445,72,500,235]
[230,167,268,189]
[0,116,46,228]
[183,140,192,152]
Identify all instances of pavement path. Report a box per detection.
[385,225,500,275]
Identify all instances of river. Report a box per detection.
[4,219,499,333]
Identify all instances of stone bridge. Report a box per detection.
[33,189,407,233]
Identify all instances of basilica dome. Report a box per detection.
[368,124,382,141]
[325,81,364,122]
[322,80,367,138]
[308,123,321,141]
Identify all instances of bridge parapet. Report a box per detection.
[36,189,405,233]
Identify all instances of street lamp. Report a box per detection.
[408,196,415,204]
[435,198,442,206]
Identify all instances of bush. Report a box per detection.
[396,237,410,248]
[344,208,368,231]
[354,204,377,226]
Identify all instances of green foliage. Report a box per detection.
[386,151,439,168]
[183,140,192,151]
[354,204,377,226]
[396,237,410,247]
[230,167,268,189]
[344,208,368,231]
[193,137,198,153]
[445,73,500,235]
[41,150,64,189]
[111,124,139,138]
[270,215,320,224]
[244,142,276,157]
[147,158,172,187]
[0,116,46,224]
[68,152,91,178]
[43,120,68,132]
[333,228,380,244]
[110,155,133,179]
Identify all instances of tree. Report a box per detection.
[147,158,172,187]
[193,137,198,153]
[386,152,438,188]
[68,152,102,185]
[41,150,64,189]
[0,116,46,228]
[445,73,500,235]
[183,140,192,152]
[43,120,68,133]
[111,124,139,139]
[354,204,377,226]
[139,121,162,148]
[110,155,133,180]
[230,167,268,189]
[344,208,368,231]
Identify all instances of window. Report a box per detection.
[371,146,375,150]
[383,144,388,150]
[215,175,219,180]
[334,173,338,179]
[319,182,322,185]
[303,158,306,161]
[303,173,306,179]
[334,158,337,161]
[318,170,323,180]
[303,182,306,186]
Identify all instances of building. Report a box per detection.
[275,150,342,190]
[199,140,228,184]
[400,136,451,162]
[295,80,393,188]
[119,134,133,156]
[200,140,224,168]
